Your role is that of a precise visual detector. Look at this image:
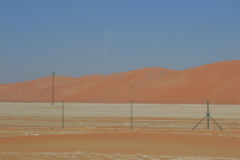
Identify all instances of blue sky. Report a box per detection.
[0,0,240,83]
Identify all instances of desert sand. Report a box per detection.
[1,133,240,159]
[0,102,240,159]
[1,60,240,159]
[1,60,240,104]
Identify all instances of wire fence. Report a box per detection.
[0,102,239,130]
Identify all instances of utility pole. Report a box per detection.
[62,100,64,128]
[130,101,133,129]
[52,71,55,106]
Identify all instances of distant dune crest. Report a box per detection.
[0,60,240,104]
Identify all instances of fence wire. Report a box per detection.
[0,102,239,130]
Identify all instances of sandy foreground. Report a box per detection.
[0,103,240,159]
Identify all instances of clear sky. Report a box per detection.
[0,0,240,83]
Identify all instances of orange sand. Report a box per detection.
[1,60,240,104]
[0,132,239,158]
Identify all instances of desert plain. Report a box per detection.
[0,102,240,160]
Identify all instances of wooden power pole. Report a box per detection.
[52,71,55,106]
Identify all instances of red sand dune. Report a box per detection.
[0,60,240,104]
